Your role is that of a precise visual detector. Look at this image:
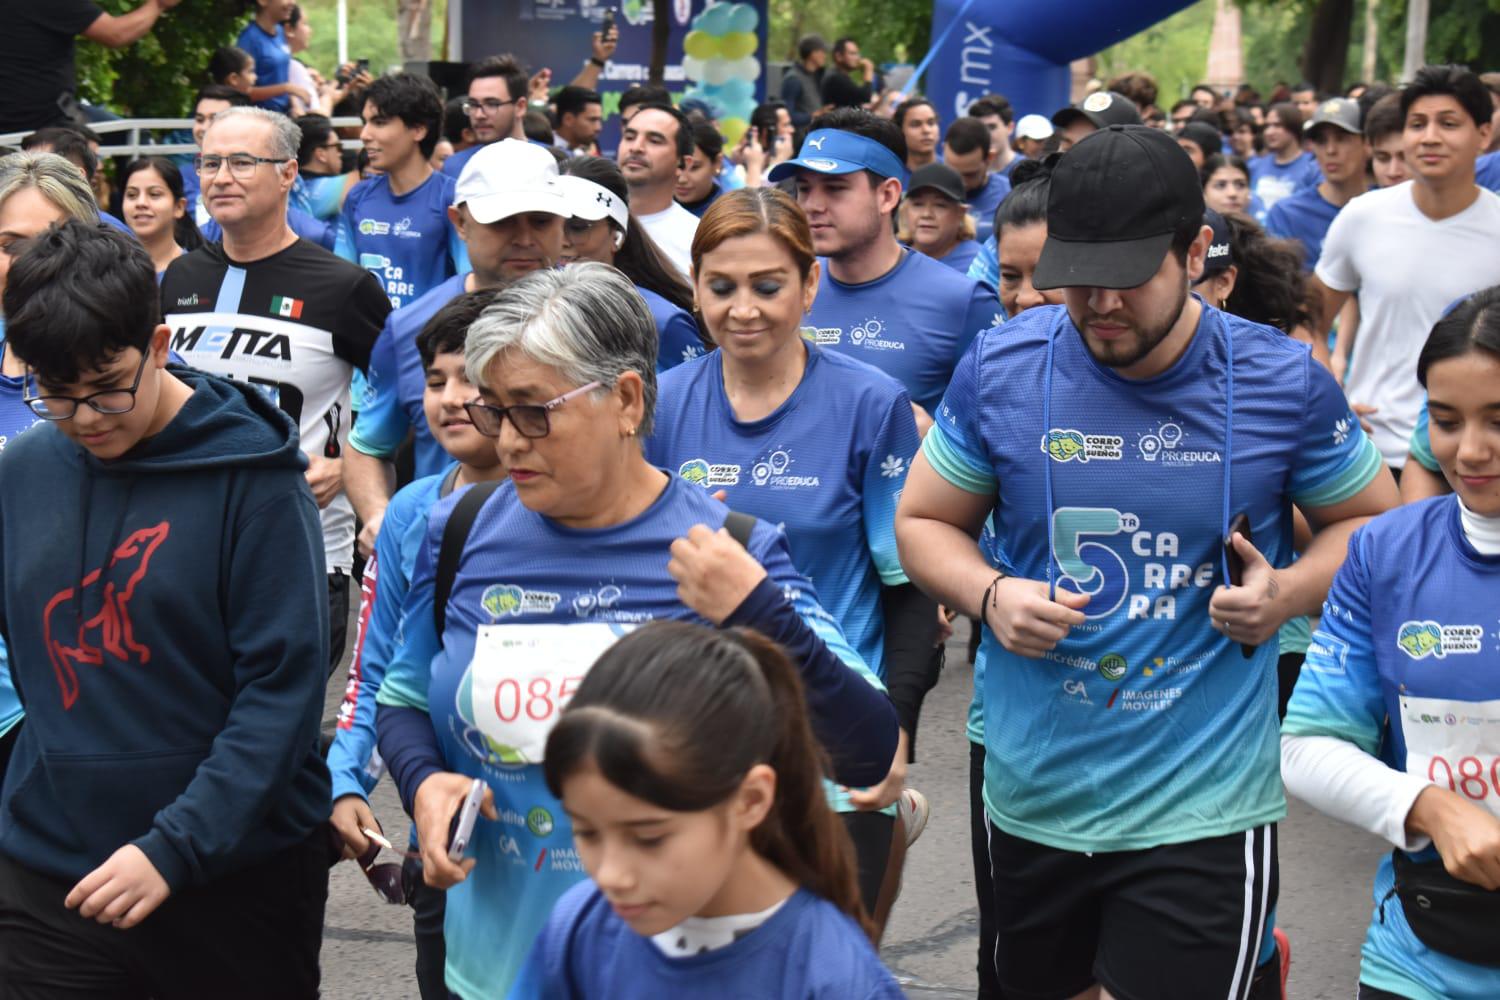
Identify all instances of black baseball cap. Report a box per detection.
[1178,121,1223,157]
[905,162,965,203]
[1200,209,1233,279]
[1033,125,1205,291]
[1051,91,1142,132]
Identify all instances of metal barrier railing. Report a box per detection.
[0,116,365,157]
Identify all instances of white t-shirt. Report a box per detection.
[636,201,699,281]
[1316,181,1500,466]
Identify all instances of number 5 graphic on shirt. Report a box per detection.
[1051,507,1136,619]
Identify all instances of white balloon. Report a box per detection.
[702,60,733,86]
[681,55,705,82]
[731,56,760,81]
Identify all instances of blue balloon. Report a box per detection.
[694,4,733,35]
[726,3,756,32]
[721,77,753,102]
[727,3,759,33]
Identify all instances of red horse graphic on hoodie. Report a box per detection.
[41,522,170,710]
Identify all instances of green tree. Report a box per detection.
[769,0,928,67]
[77,0,246,116]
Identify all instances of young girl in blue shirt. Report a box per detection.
[510,621,904,999]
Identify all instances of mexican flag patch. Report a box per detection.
[271,295,304,319]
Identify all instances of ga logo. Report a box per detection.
[1396,620,1484,659]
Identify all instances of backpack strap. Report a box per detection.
[433,479,503,636]
[723,509,757,549]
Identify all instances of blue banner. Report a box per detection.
[924,0,1196,131]
[455,0,768,150]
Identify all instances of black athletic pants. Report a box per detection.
[969,739,1002,998]
[0,829,330,999]
[402,855,449,1000]
[842,811,895,915]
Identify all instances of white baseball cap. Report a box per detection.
[1016,114,1055,141]
[555,175,630,232]
[454,139,575,224]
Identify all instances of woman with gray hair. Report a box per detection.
[375,261,899,998]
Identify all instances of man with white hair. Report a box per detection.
[160,106,391,671]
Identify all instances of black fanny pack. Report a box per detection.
[1381,849,1500,967]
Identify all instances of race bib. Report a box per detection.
[1400,695,1500,819]
[465,623,631,764]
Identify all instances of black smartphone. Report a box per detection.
[601,7,617,36]
[356,57,371,76]
[1223,512,1255,658]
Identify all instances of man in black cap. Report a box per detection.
[895,124,1396,1000]
[1176,120,1223,168]
[1050,90,1142,153]
[1266,97,1369,272]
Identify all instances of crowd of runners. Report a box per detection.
[0,6,1495,998]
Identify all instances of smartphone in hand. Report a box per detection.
[447,778,486,863]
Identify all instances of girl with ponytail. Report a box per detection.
[510,621,902,999]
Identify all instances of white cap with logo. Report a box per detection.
[454,139,577,224]
[555,175,631,232]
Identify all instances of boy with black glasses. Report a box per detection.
[0,220,333,998]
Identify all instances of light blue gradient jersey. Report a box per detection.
[334,172,469,310]
[375,475,884,997]
[1284,497,1500,1000]
[1409,401,1439,473]
[647,342,919,677]
[294,174,351,222]
[326,470,453,804]
[924,302,1382,852]
[349,272,469,477]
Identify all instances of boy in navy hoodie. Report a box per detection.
[0,220,333,998]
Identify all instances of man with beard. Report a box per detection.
[894,124,1397,1000]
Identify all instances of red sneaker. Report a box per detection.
[1273,927,1291,1000]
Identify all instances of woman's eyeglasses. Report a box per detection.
[463,381,602,439]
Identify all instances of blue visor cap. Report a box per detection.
[767,129,909,187]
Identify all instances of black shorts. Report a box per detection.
[987,820,1278,1000]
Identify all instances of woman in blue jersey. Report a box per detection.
[0,153,109,778]
[557,157,707,371]
[374,262,898,999]
[510,622,902,999]
[1283,287,1500,1000]
[646,186,929,934]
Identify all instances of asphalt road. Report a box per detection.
[317,618,1387,999]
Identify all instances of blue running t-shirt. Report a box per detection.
[807,249,999,415]
[375,475,883,997]
[236,20,292,113]
[1265,185,1342,271]
[295,174,350,221]
[1285,497,1500,1000]
[966,173,1011,243]
[636,286,704,372]
[349,272,469,477]
[648,342,919,675]
[334,172,469,310]
[925,302,1382,852]
[1248,151,1321,212]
